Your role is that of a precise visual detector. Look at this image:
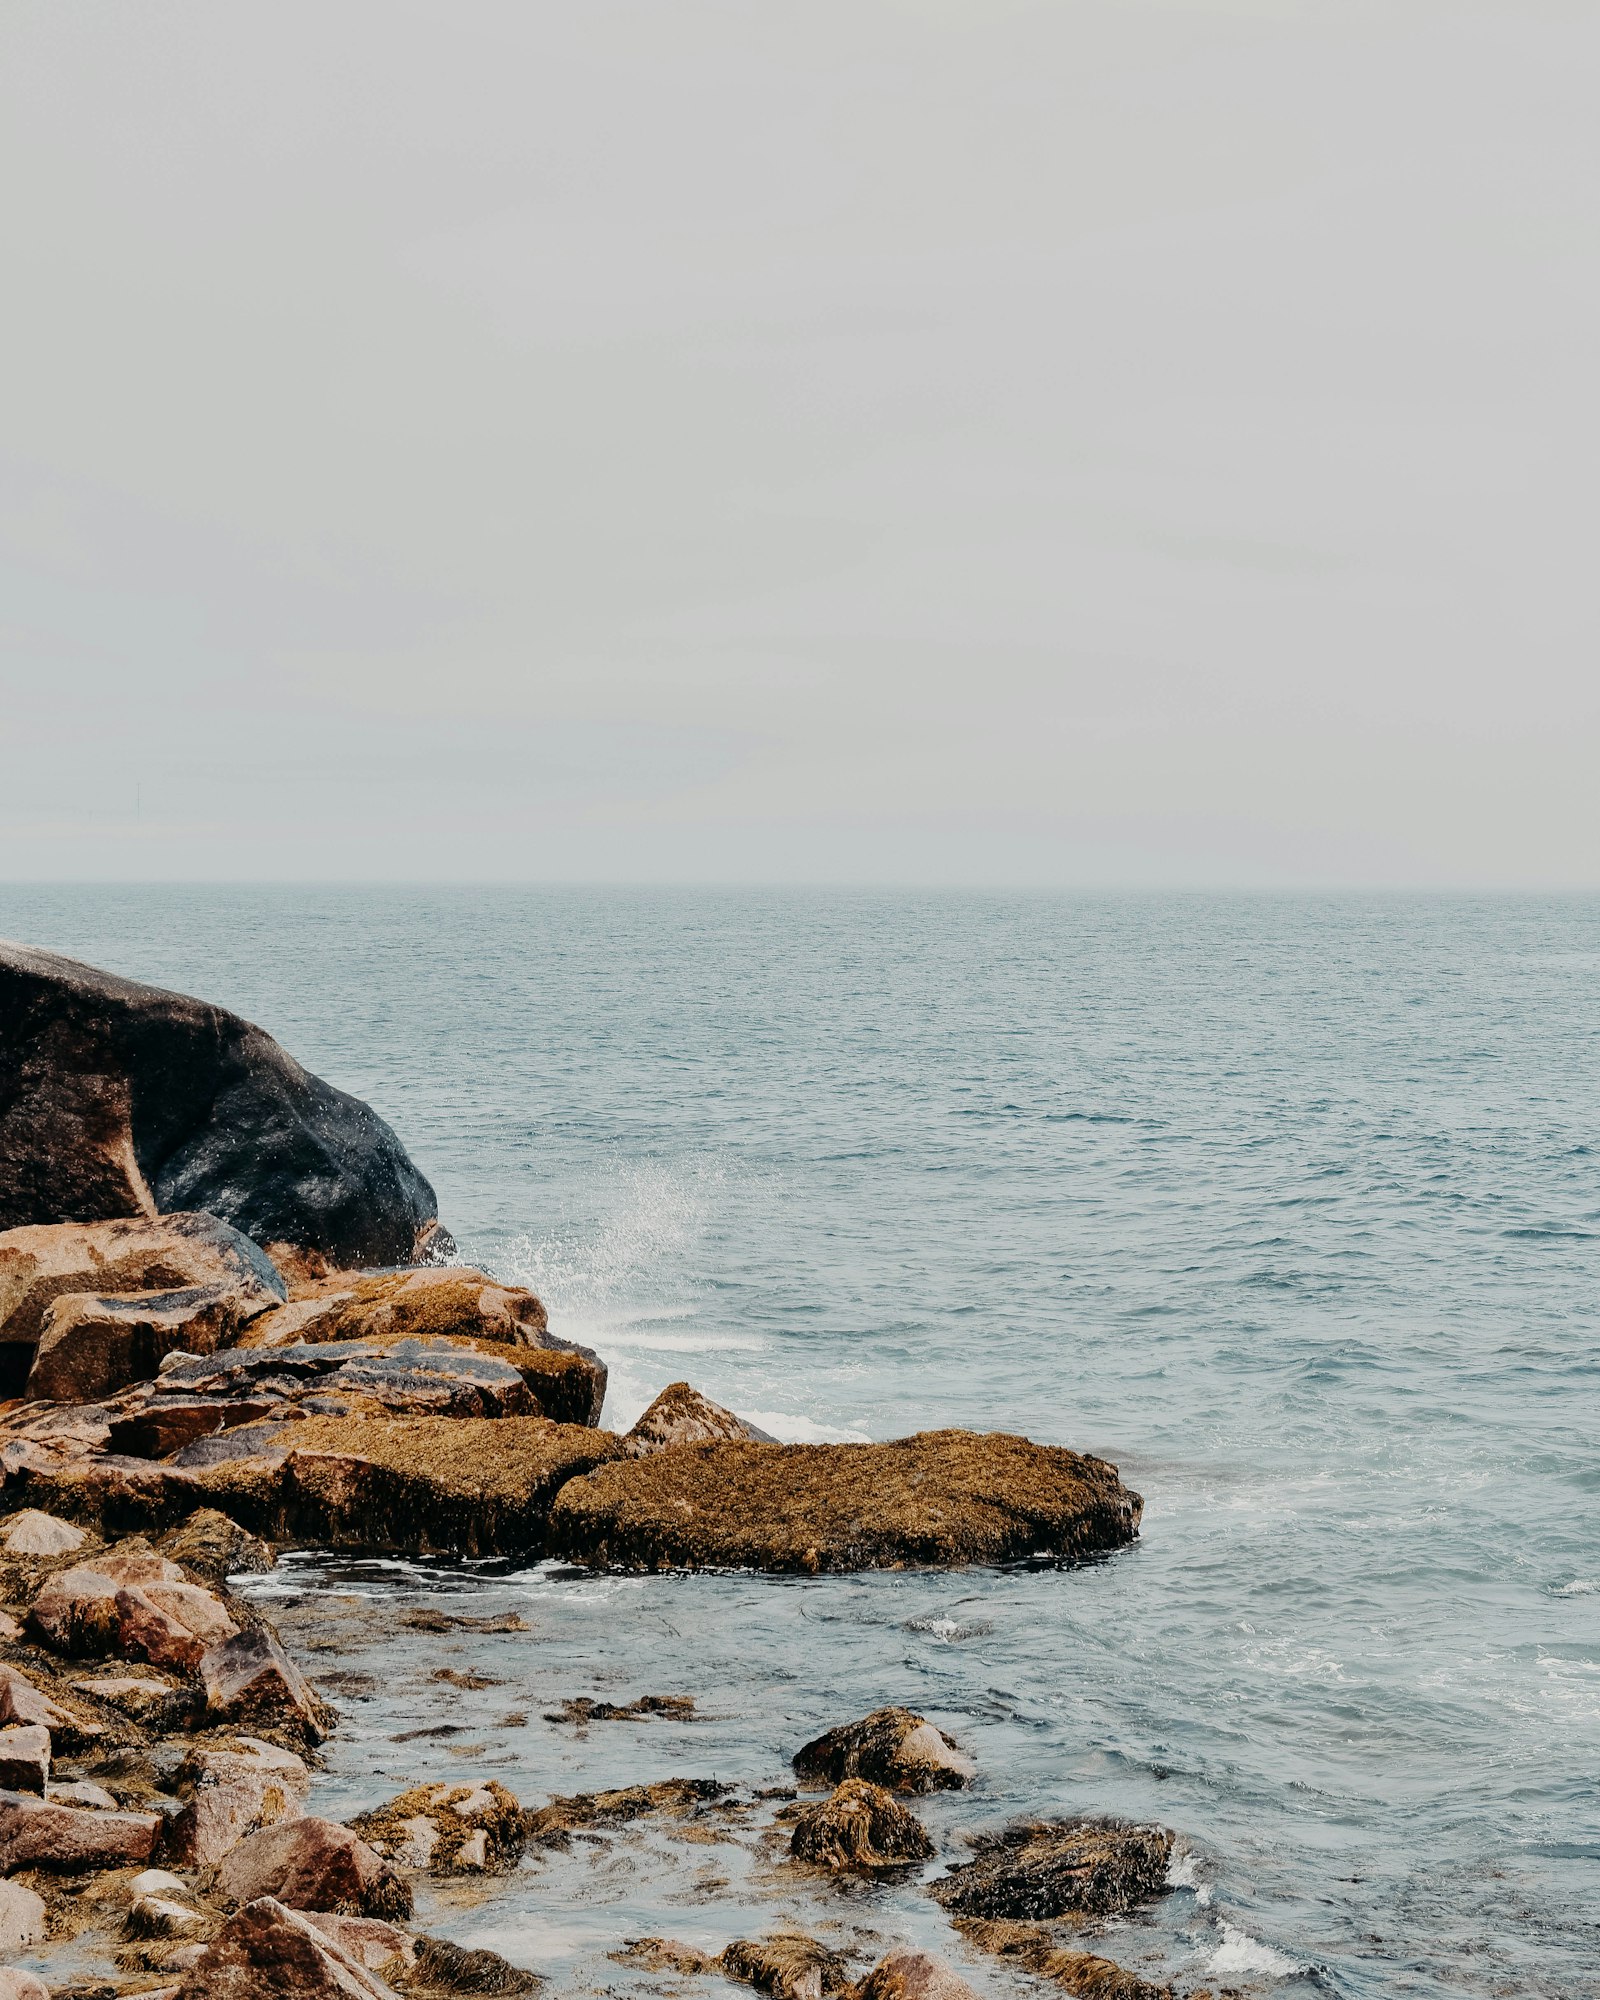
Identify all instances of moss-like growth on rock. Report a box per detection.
[930,1819,1173,1921]
[953,1921,1174,1999]
[788,1778,934,1870]
[353,1780,525,1875]
[523,1777,730,1847]
[720,1932,852,2000]
[792,1707,973,1793]
[549,1430,1142,1573]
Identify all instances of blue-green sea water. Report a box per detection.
[3,886,1596,1998]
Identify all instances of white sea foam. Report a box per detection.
[742,1408,872,1444]
[1553,1578,1598,1597]
[1210,1924,1300,1978]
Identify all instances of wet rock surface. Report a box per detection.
[929,1819,1175,1921]
[793,1708,974,1794]
[353,1780,525,1875]
[952,1920,1175,1999]
[0,939,443,1267]
[549,1430,1143,1573]
[626,1381,775,1454]
[852,1949,984,2000]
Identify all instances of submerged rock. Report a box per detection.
[214,1815,412,1919]
[524,1776,730,1846]
[171,1894,403,1998]
[853,1951,983,2000]
[788,1777,934,1870]
[720,1932,851,2000]
[0,939,444,1269]
[404,1932,542,1994]
[952,1921,1174,1999]
[352,1780,524,1875]
[793,1707,974,1794]
[550,1430,1143,1573]
[930,1818,1174,1921]
[626,1381,774,1453]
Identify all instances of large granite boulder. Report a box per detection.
[549,1429,1144,1573]
[214,1815,412,1918]
[0,1212,285,1394]
[0,940,445,1268]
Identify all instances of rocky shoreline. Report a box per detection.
[0,940,1226,1999]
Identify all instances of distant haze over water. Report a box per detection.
[5,884,1598,1998]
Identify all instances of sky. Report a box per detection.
[2,0,1597,888]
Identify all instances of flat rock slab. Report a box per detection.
[0,1786,160,1870]
[549,1428,1144,1572]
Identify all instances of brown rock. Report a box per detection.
[241,1267,603,1426]
[626,1381,775,1453]
[0,1211,286,1392]
[788,1778,933,1870]
[0,1786,160,1869]
[172,1894,403,1997]
[0,1969,49,2000]
[214,1412,626,1559]
[617,1938,714,1976]
[550,1429,1143,1573]
[852,1950,983,2000]
[0,939,444,1270]
[406,1933,541,1993]
[524,1777,730,1846]
[929,1819,1174,1921]
[0,1663,103,1749]
[157,1507,275,1585]
[0,1723,50,1795]
[0,1874,46,1955]
[69,1669,175,1719]
[0,1506,87,1555]
[28,1284,239,1401]
[171,1736,311,1866]
[29,1543,239,1669]
[351,1780,523,1875]
[200,1628,328,1743]
[305,1912,416,1972]
[952,1921,1173,1999]
[794,1707,974,1794]
[720,1933,851,2000]
[215,1815,411,1919]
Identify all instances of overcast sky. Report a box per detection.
[2,1,1596,886]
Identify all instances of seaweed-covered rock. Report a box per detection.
[214,1815,412,1919]
[524,1777,730,1846]
[0,939,444,1269]
[720,1933,850,2000]
[952,1921,1173,1999]
[157,1508,275,1586]
[793,1707,974,1794]
[626,1381,774,1454]
[550,1431,1142,1573]
[172,1894,403,1998]
[200,1629,329,1743]
[789,1779,933,1870]
[0,1212,285,1394]
[404,1932,542,1994]
[853,1951,983,2000]
[352,1781,524,1875]
[929,1819,1174,1921]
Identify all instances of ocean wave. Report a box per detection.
[1210,1923,1301,1978]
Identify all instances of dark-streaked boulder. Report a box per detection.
[0,939,445,1268]
[550,1430,1143,1573]
[794,1706,974,1793]
[626,1380,775,1454]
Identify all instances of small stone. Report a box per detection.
[0,1875,46,1954]
[0,1724,50,1795]
[794,1707,975,1794]
[214,1816,412,1920]
[0,1968,50,2000]
[130,1867,193,1898]
[0,1787,160,1871]
[127,1891,215,1940]
[199,1628,326,1742]
[788,1779,934,1870]
[0,1508,87,1555]
[48,1778,119,1809]
[853,1951,983,2000]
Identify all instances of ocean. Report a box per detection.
[4,885,1597,1997]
